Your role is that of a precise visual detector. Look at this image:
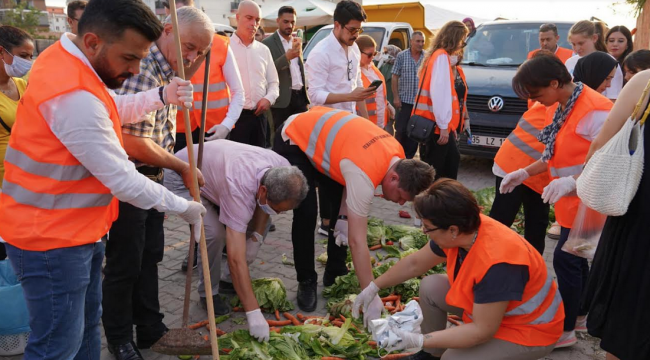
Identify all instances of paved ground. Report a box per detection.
[2,156,605,360]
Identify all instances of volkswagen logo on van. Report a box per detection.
[488,96,504,112]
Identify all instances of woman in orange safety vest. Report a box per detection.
[353,179,563,360]
[501,53,612,348]
[355,35,395,129]
[413,21,468,180]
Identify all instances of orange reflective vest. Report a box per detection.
[284,106,405,186]
[527,46,574,64]
[443,215,565,347]
[494,103,550,194]
[177,34,230,133]
[545,86,613,228]
[412,49,468,134]
[0,42,122,251]
[359,64,388,128]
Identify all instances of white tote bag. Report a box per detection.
[577,81,650,216]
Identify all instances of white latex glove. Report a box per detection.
[385,328,424,353]
[352,282,383,327]
[177,201,206,243]
[542,176,576,204]
[164,77,193,108]
[246,309,270,342]
[205,124,230,141]
[334,218,349,247]
[499,168,530,194]
[246,232,263,265]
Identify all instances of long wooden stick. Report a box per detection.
[168,1,219,358]
[197,48,211,169]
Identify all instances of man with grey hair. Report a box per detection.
[101,6,214,360]
[165,140,308,343]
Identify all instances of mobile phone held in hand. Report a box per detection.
[369,79,383,89]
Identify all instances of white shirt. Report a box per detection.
[41,33,188,214]
[305,31,363,114]
[565,54,623,100]
[428,53,453,130]
[278,31,304,90]
[280,113,399,216]
[492,109,609,177]
[360,65,386,127]
[230,33,280,110]
[220,45,246,130]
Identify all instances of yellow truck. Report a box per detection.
[363,2,434,47]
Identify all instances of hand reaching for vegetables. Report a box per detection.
[246,308,269,342]
[352,282,383,328]
[385,328,424,353]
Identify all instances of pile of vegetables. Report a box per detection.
[366,217,385,247]
[230,278,294,312]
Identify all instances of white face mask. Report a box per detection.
[257,196,278,216]
[2,49,32,78]
[450,55,459,66]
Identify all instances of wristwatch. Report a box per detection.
[338,215,348,220]
[158,86,166,105]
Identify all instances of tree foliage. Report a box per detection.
[626,0,648,16]
[2,2,42,36]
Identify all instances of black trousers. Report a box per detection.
[394,102,419,159]
[229,109,268,148]
[273,133,347,283]
[0,243,5,260]
[489,176,550,254]
[174,127,202,153]
[421,132,460,180]
[270,89,309,131]
[102,201,167,345]
[555,227,590,331]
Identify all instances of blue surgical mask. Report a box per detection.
[257,197,278,215]
[3,49,32,78]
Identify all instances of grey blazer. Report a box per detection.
[262,31,309,109]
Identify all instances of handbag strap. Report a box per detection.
[630,79,650,125]
[411,55,431,116]
[0,114,10,134]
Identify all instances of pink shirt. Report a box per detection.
[165,140,289,233]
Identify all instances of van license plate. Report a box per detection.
[471,135,505,147]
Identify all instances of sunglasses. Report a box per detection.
[344,25,363,35]
[361,50,378,58]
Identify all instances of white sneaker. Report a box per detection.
[575,316,587,333]
[555,330,577,348]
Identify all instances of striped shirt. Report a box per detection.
[392,49,424,104]
[118,43,177,168]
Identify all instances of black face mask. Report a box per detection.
[573,52,618,91]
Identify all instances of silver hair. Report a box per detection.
[164,6,213,34]
[263,166,309,206]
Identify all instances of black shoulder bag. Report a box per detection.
[0,115,10,134]
[406,57,436,143]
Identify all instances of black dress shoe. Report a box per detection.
[218,280,236,294]
[200,295,231,315]
[181,246,198,272]
[323,268,349,287]
[269,223,276,232]
[136,326,168,349]
[107,342,144,360]
[297,279,317,312]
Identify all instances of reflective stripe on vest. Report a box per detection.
[3,180,113,210]
[305,109,357,177]
[193,98,230,111]
[505,118,543,159]
[193,82,228,93]
[549,164,584,178]
[4,144,91,181]
[415,89,433,112]
[504,274,562,325]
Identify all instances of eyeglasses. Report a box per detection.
[347,60,353,81]
[421,225,440,234]
[460,41,468,48]
[344,25,363,35]
[361,50,378,58]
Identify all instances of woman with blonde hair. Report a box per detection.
[565,20,623,100]
[356,35,395,128]
[412,20,468,180]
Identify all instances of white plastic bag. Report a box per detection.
[562,202,607,259]
[369,300,423,350]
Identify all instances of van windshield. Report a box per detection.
[304,27,386,60]
[462,23,572,67]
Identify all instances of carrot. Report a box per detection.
[284,312,301,326]
[395,296,401,310]
[329,315,336,321]
[222,349,232,354]
[380,295,399,302]
[203,335,209,341]
[331,320,344,327]
[267,320,292,326]
[339,315,347,322]
[269,327,281,333]
[216,329,226,336]
[380,353,414,359]
[188,320,209,330]
[297,313,306,322]
[368,341,377,348]
[232,307,244,312]
[369,244,382,251]
[275,309,281,321]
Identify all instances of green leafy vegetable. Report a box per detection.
[367,217,385,246]
[326,294,357,317]
[230,278,294,312]
[316,252,328,264]
[215,314,231,324]
[281,253,294,266]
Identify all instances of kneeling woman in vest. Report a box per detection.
[413,21,468,180]
[501,53,612,348]
[356,35,395,129]
[353,179,564,360]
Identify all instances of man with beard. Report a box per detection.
[304,0,376,117]
[261,6,309,132]
[100,6,213,360]
[527,23,574,63]
[0,0,206,359]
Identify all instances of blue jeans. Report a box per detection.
[5,242,104,360]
